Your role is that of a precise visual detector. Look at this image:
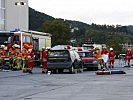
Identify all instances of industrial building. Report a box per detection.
[0,0,28,31]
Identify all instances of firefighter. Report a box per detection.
[101,47,109,68]
[12,44,18,70]
[27,45,34,73]
[42,47,49,73]
[126,49,132,66]
[22,43,29,72]
[108,48,115,69]
[14,45,22,70]
[0,45,5,69]
[40,47,45,67]
[94,48,103,69]
[9,45,16,70]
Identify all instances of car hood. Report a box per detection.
[81,57,97,62]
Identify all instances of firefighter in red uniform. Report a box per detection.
[0,45,6,69]
[126,49,132,66]
[40,47,45,67]
[22,43,29,72]
[27,45,34,73]
[101,47,108,55]
[108,48,115,69]
[42,47,49,73]
[14,45,21,70]
[9,45,14,70]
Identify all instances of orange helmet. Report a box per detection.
[29,45,33,49]
[24,43,29,49]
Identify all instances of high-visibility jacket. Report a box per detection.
[22,48,28,59]
[109,51,115,60]
[28,49,34,60]
[40,51,43,59]
[0,49,5,59]
[126,51,132,59]
[0,49,5,55]
[95,50,102,59]
[9,48,16,55]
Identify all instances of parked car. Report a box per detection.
[47,49,83,74]
[77,51,98,70]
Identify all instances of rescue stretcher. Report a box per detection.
[96,69,126,75]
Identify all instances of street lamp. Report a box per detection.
[15,1,26,31]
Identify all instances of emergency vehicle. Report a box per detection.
[82,44,104,51]
[0,31,52,64]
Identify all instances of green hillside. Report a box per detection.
[29,8,54,30]
[29,7,133,55]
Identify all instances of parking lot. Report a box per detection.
[0,59,133,100]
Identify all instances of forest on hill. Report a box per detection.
[29,7,133,54]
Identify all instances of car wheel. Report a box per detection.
[79,64,84,73]
[70,65,77,74]
[94,67,98,71]
[58,69,63,73]
[52,69,57,74]
[87,67,91,71]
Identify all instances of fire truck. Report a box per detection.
[0,31,52,64]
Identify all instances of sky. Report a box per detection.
[29,0,133,26]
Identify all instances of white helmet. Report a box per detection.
[28,49,32,52]
[17,45,20,48]
[103,47,106,49]
[13,44,18,48]
[46,47,50,50]
[1,45,5,48]
[110,48,113,51]
[128,49,131,51]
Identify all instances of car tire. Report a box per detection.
[58,69,63,73]
[70,65,77,74]
[52,69,57,74]
[94,67,98,71]
[79,64,84,73]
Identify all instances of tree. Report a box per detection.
[106,35,122,56]
[40,19,71,46]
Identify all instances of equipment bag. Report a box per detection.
[111,70,126,74]
[96,70,111,75]
[123,65,130,68]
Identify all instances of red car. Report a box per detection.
[77,51,98,70]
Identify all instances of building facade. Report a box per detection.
[0,0,28,31]
[0,0,5,30]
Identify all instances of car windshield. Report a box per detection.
[49,50,69,57]
[0,33,13,44]
[78,52,93,57]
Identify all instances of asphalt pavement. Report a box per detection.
[0,59,133,100]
